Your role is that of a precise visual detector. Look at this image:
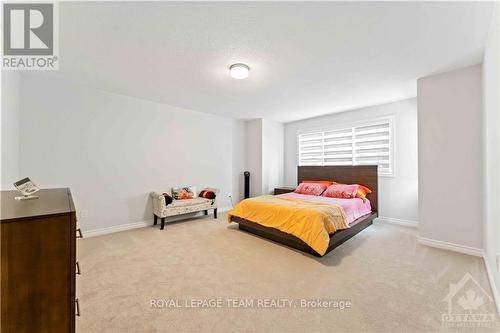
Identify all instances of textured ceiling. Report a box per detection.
[27,1,494,122]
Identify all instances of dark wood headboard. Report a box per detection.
[297,165,378,212]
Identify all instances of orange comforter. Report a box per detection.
[228,195,348,255]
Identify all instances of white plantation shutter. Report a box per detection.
[353,121,392,174]
[298,118,393,176]
[322,128,353,166]
[298,132,323,165]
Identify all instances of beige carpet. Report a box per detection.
[76,213,499,332]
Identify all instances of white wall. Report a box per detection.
[231,119,246,203]
[244,119,263,197]
[17,75,244,231]
[262,119,284,195]
[483,3,500,299]
[1,71,20,189]
[243,118,285,196]
[417,65,483,249]
[284,98,418,223]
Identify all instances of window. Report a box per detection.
[298,118,393,176]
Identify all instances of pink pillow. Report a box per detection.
[294,183,327,196]
[322,184,359,199]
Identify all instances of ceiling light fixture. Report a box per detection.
[230,63,250,79]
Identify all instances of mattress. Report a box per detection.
[276,192,372,225]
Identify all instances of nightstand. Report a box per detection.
[274,187,296,195]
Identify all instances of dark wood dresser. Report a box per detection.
[1,188,77,333]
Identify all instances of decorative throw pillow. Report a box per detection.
[354,184,372,201]
[172,186,195,200]
[294,183,327,196]
[322,184,358,199]
[162,193,173,206]
[301,180,334,187]
[330,181,372,201]
[199,189,216,199]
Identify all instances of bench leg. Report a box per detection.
[154,215,158,225]
[204,210,208,216]
[214,208,217,219]
[160,217,165,230]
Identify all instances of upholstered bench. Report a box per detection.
[150,192,217,230]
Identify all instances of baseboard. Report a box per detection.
[417,236,483,257]
[483,254,500,316]
[83,206,232,238]
[375,216,418,228]
[84,220,151,238]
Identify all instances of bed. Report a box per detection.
[229,165,378,256]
